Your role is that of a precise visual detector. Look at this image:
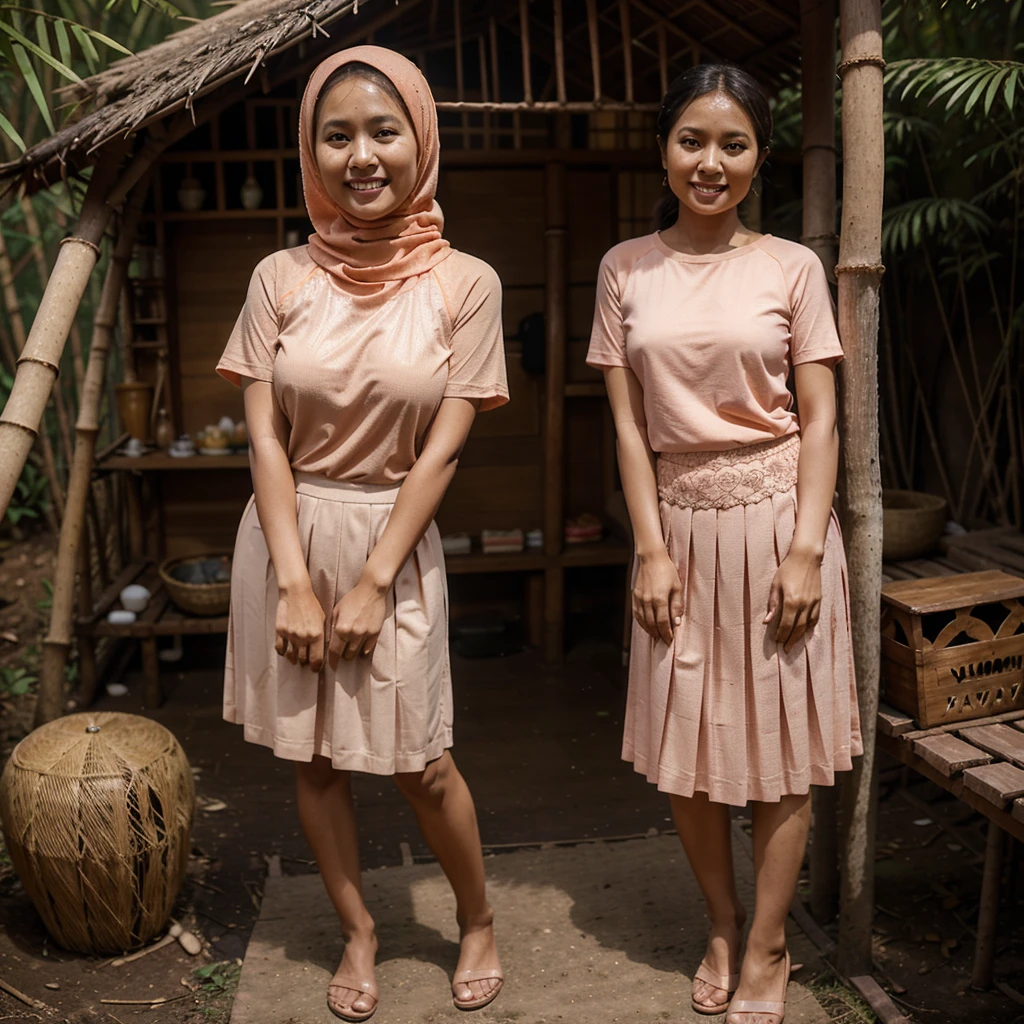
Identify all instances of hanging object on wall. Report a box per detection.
[114,380,154,444]
[0,713,195,954]
[177,163,206,212]
[241,172,263,211]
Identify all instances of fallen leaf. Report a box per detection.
[202,800,227,812]
[925,932,942,943]
[941,938,958,958]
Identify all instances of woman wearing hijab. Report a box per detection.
[216,47,507,1021]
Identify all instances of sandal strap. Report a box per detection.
[728,999,786,1015]
[694,960,740,991]
[454,967,504,983]
[329,975,379,998]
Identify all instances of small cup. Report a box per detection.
[107,609,137,626]
[120,584,151,613]
[124,437,145,457]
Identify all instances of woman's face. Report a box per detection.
[314,76,418,220]
[659,91,765,218]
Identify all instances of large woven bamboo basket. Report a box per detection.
[159,553,232,616]
[882,489,948,561]
[0,713,195,954]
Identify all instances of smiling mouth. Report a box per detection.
[347,179,389,192]
[690,182,727,195]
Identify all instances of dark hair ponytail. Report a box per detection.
[653,63,773,231]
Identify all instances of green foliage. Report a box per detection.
[0,369,51,528]
[888,56,1024,118]
[882,197,992,255]
[194,960,241,995]
[0,665,37,696]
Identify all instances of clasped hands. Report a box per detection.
[632,546,823,653]
[274,576,388,671]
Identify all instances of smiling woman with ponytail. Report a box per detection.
[588,64,861,1024]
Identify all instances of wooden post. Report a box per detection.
[619,0,634,104]
[553,0,567,104]
[518,0,532,105]
[586,0,602,102]
[35,181,148,727]
[658,24,669,97]
[0,150,125,524]
[801,0,842,926]
[972,821,1005,989]
[544,162,568,663]
[835,0,885,979]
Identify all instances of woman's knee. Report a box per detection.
[393,753,456,806]
[296,754,350,791]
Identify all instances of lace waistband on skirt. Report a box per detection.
[657,433,801,511]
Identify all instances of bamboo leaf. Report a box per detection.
[34,14,50,57]
[70,24,99,70]
[11,44,55,134]
[141,0,184,15]
[1006,70,1018,112]
[0,111,26,153]
[84,27,132,56]
[983,69,1005,116]
[963,70,996,116]
[0,21,81,83]
[53,18,71,68]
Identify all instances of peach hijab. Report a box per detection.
[298,45,451,300]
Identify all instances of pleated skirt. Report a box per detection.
[223,472,453,775]
[624,434,863,806]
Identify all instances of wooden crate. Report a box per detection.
[881,570,1024,728]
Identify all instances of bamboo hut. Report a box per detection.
[0,0,884,989]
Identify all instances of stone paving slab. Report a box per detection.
[232,834,829,1024]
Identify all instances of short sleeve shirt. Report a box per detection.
[217,247,509,484]
[586,233,843,453]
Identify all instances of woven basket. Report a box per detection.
[0,712,195,953]
[159,553,232,616]
[882,489,948,561]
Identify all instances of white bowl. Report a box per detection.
[107,609,137,625]
[120,584,151,612]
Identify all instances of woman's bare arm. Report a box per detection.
[242,378,325,668]
[766,360,839,650]
[328,395,480,666]
[603,366,682,644]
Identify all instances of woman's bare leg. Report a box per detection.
[295,756,378,1016]
[727,792,812,1024]
[392,751,500,1003]
[670,792,747,1010]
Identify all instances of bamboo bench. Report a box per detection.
[76,560,228,709]
[878,525,1024,992]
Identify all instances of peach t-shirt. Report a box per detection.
[217,247,508,485]
[587,233,843,452]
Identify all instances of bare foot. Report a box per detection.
[453,918,503,1007]
[692,913,745,1012]
[726,945,790,1024]
[328,931,379,1020]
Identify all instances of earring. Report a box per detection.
[662,173,668,186]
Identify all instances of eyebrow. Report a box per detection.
[321,114,403,131]
[676,126,752,140]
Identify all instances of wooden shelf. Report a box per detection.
[98,452,250,471]
[132,318,167,326]
[129,340,166,349]
[445,536,630,575]
[156,208,307,222]
[560,536,631,567]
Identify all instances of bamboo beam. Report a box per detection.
[801,0,842,927]
[835,0,885,979]
[454,0,468,148]
[0,147,126,525]
[435,100,662,112]
[519,0,533,105]
[489,16,500,103]
[36,181,148,725]
[553,0,567,104]
[585,0,602,101]
[619,0,634,104]
[478,36,491,148]
[658,24,669,96]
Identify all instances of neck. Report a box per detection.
[660,204,753,255]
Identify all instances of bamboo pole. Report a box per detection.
[519,0,533,105]
[35,181,148,727]
[489,15,500,103]
[0,148,126,525]
[835,0,885,979]
[0,217,65,531]
[619,0,634,104]
[658,25,669,96]
[453,0,468,148]
[478,37,491,149]
[586,0,602,102]
[801,0,842,926]
[553,0,567,104]
[52,207,86,388]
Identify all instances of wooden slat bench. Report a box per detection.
[75,560,229,709]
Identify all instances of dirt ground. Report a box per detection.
[1,527,1024,1024]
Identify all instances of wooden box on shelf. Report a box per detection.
[881,570,1024,728]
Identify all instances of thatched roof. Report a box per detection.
[1,0,802,188]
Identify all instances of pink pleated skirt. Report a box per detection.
[624,433,863,806]
[223,473,453,775]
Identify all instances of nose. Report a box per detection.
[350,132,375,169]
[698,144,722,175]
